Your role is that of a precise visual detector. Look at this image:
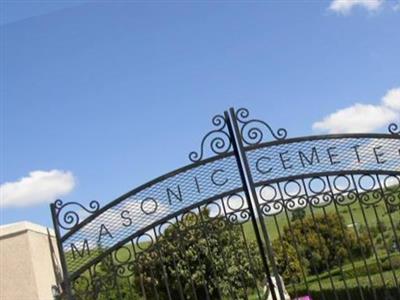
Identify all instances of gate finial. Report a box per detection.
[53,199,100,231]
[235,107,287,146]
[189,113,232,162]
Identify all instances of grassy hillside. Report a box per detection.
[241,189,400,299]
[70,187,399,299]
[243,192,399,245]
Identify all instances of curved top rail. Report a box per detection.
[246,134,399,186]
[55,151,242,274]
[57,132,399,240]
[53,131,400,276]
[55,151,235,240]
[70,169,399,280]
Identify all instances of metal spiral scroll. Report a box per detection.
[235,107,287,146]
[388,123,399,135]
[54,199,100,230]
[189,114,232,162]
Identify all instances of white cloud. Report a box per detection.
[383,87,400,110]
[329,0,384,14]
[0,170,75,208]
[313,87,400,134]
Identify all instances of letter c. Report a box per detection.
[256,156,272,174]
[211,169,229,186]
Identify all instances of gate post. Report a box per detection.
[225,108,286,300]
[50,203,74,300]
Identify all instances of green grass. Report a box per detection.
[243,197,399,243]
[73,189,399,299]
[241,192,400,299]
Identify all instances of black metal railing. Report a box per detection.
[50,107,400,300]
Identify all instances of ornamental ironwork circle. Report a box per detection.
[50,107,400,300]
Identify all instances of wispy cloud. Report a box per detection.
[313,87,400,134]
[0,170,76,208]
[329,0,384,14]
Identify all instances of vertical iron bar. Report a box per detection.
[50,203,74,300]
[276,183,312,297]
[206,201,237,299]
[300,179,340,300]
[225,108,285,300]
[196,206,224,299]
[296,209,327,297]
[272,214,298,298]
[152,227,173,300]
[130,239,148,300]
[219,201,250,299]
[376,174,400,297]
[171,255,185,300]
[349,174,388,290]
[237,221,263,299]
[173,216,199,300]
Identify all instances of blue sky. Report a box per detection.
[1,0,400,227]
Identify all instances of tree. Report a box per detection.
[274,212,372,276]
[71,209,264,300]
[72,244,141,300]
[272,239,304,284]
[291,208,306,222]
[133,209,264,299]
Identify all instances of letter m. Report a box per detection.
[71,239,90,260]
[299,147,320,167]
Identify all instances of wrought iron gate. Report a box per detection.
[51,108,400,300]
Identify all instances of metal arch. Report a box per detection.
[68,186,245,281]
[244,134,400,183]
[63,171,400,297]
[57,150,236,242]
[50,107,400,300]
[57,132,398,242]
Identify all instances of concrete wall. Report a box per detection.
[0,222,62,300]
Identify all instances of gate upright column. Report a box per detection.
[225,108,286,300]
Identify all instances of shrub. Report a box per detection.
[272,240,304,283]
[382,254,400,271]
[396,222,400,231]
[291,208,306,221]
[275,213,372,276]
[377,221,387,233]
[132,209,264,299]
[342,262,381,279]
[369,226,379,238]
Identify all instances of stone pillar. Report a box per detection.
[0,221,62,300]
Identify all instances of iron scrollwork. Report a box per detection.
[54,199,100,230]
[388,123,400,135]
[235,107,287,146]
[50,107,400,300]
[189,114,232,162]
[256,173,400,218]
[189,106,288,161]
